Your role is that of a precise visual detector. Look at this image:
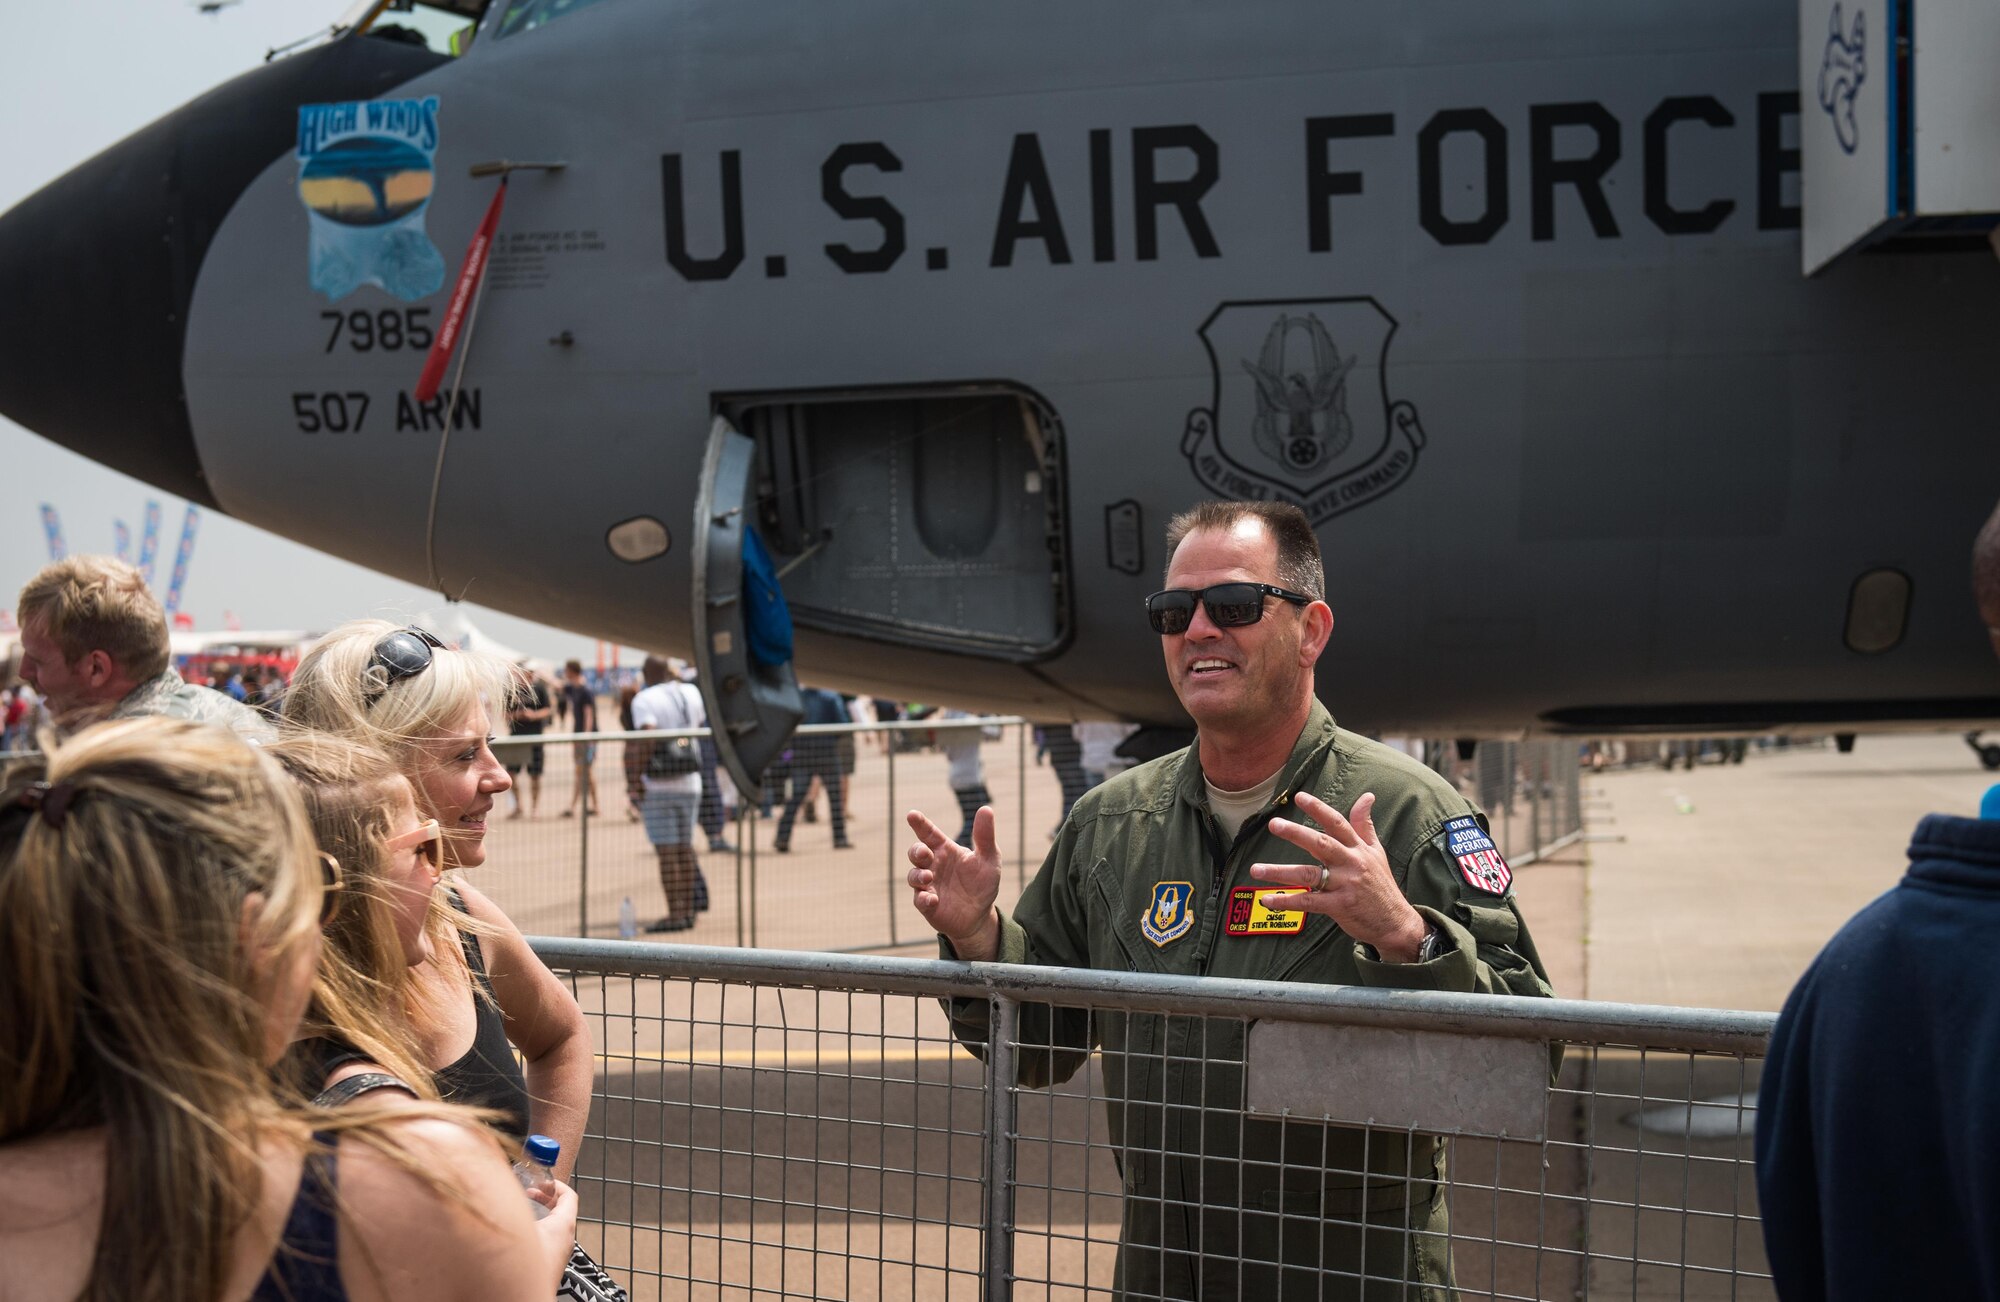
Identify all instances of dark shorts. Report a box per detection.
[505,742,546,777]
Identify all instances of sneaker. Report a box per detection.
[645,916,695,933]
[772,839,791,854]
[708,838,737,853]
[833,838,855,850]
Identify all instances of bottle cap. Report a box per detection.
[523,1134,560,1167]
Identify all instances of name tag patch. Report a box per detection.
[1223,885,1306,936]
[1444,815,1512,896]
[1139,880,1196,947]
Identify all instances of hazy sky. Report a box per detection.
[0,0,626,663]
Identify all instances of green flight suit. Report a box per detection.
[944,702,1553,1300]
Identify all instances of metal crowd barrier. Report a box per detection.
[472,723,1589,954]
[535,938,1775,1301]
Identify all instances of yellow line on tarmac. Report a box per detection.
[595,1044,974,1068]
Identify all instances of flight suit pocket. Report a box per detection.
[1452,900,1518,947]
[1090,859,1156,973]
[1260,914,1344,985]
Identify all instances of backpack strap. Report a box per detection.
[312,1072,418,1108]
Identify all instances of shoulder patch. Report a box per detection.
[1443,814,1512,896]
[1139,881,1197,946]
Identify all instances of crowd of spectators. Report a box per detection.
[1,555,588,1299]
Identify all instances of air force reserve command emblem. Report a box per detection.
[1140,881,1197,947]
[1182,297,1426,526]
[1442,815,1512,896]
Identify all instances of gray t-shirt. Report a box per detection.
[1203,768,1283,843]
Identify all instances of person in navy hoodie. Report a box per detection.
[1756,500,2000,1300]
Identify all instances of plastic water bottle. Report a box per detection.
[617,896,638,939]
[513,1134,560,1220]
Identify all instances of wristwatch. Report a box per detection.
[1366,921,1443,964]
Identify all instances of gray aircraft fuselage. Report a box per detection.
[4,0,1997,737]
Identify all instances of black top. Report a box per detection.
[250,1134,345,1302]
[299,891,531,1139]
[509,679,550,737]
[1756,812,2000,1301]
[436,891,532,1138]
[561,681,597,732]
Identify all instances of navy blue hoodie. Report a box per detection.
[1756,813,2000,1300]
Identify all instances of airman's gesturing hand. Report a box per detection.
[906,806,1003,961]
[1251,790,1430,962]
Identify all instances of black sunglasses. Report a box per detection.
[1143,583,1313,635]
[362,627,447,704]
[317,851,345,927]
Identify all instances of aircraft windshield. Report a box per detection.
[340,0,488,56]
[489,0,620,40]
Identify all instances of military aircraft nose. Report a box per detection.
[0,35,445,506]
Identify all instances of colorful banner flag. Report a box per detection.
[114,520,131,563]
[164,505,200,618]
[39,504,66,562]
[138,500,163,585]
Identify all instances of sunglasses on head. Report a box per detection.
[1143,582,1313,636]
[362,627,447,705]
[386,818,445,882]
[317,851,345,927]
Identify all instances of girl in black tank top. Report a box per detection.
[434,888,532,1137]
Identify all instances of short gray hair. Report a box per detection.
[1163,500,1324,600]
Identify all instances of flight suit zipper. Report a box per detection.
[1190,809,1232,970]
[1190,796,1294,970]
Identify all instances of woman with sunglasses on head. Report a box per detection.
[283,621,593,1180]
[0,717,578,1301]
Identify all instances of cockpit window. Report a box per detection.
[345,0,487,56]
[489,0,619,40]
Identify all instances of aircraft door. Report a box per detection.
[733,387,1070,661]
[692,415,804,798]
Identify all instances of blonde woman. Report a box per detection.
[0,717,577,1301]
[268,733,466,1103]
[282,621,592,1176]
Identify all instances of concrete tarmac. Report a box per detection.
[1583,732,1992,1010]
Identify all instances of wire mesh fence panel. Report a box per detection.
[568,967,991,1301]
[478,722,1064,952]
[469,728,1589,952]
[538,941,1774,1301]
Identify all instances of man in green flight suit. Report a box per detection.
[906,500,1554,1300]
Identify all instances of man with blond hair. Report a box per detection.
[14,556,269,739]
